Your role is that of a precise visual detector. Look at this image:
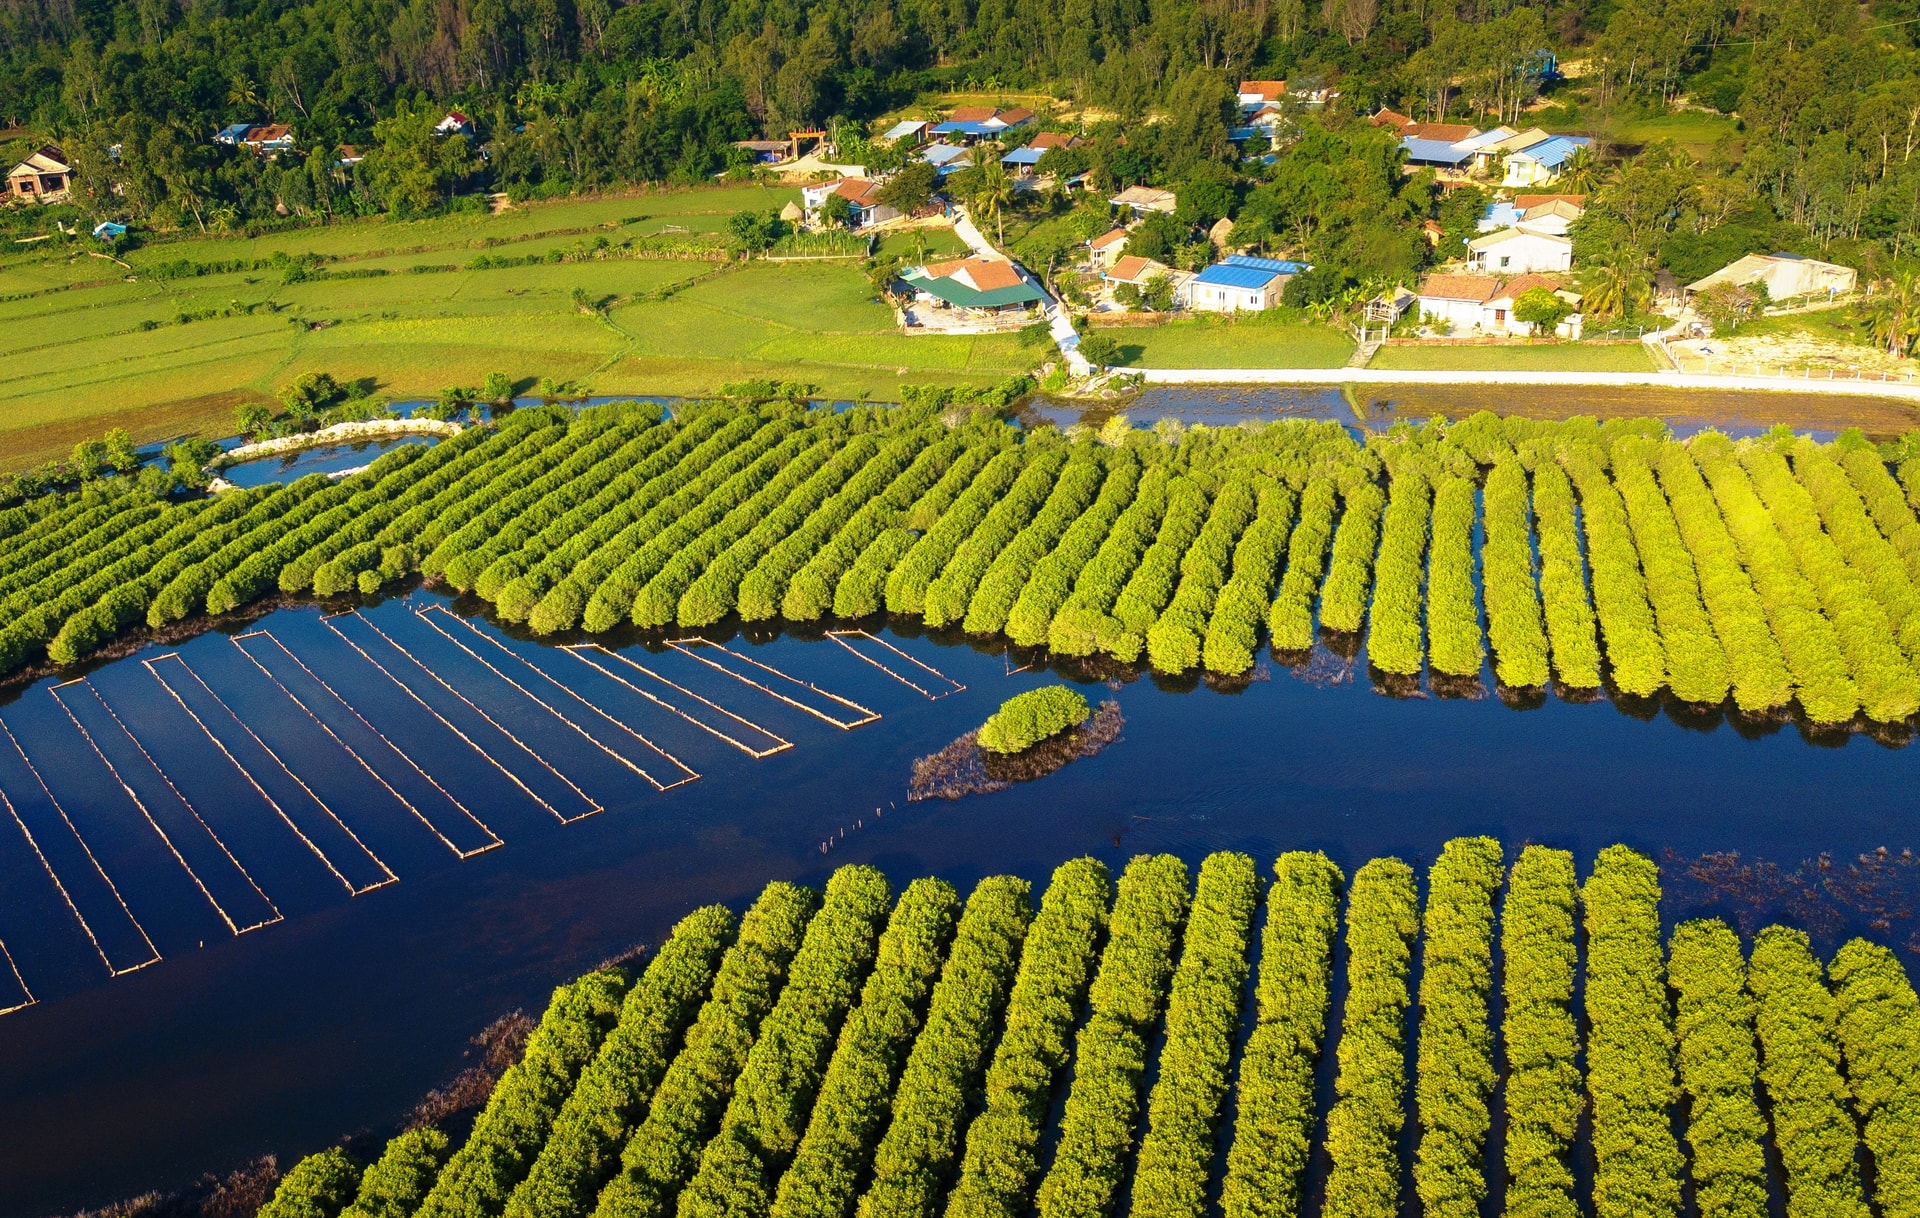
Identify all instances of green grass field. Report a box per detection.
[1367,343,1659,372]
[1114,317,1357,368]
[0,187,1038,469]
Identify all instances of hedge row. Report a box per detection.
[580,430,818,634]
[1047,471,1172,657]
[1318,480,1385,635]
[768,436,958,622]
[1690,437,1861,724]
[1267,477,1339,652]
[1836,437,1920,587]
[1130,852,1258,1218]
[632,430,862,629]
[1202,485,1297,675]
[1789,438,1920,665]
[1748,926,1871,1218]
[886,448,1031,617]
[592,882,819,1218]
[1006,459,1146,647]
[1829,936,1920,1218]
[1526,456,1602,689]
[920,450,1066,629]
[416,969,630,1218]
[1741,442,1920,721]
[946,858,1112,1218]
[1218,852,1344,1218]
[1666,919,1768,1218]
[1108,477,1210,663]
[1501,846,1581,1218]
[1144,479,1259,674]
[674,433,898,628]
[855,875,1032,1218]
[1606,439,1729,704]
[1559,447,1665,697]
[1645,441,1796,714]
[0,494,161,613]
[1582,845,1682,1218]
[476,417,719,608]
[828,441,1004,620]
[1321,857,1419,1218]
[1412,837,1503,1218]
[1366,472,1430,677]
[964,454,1119,637]
[525,415,792,634]
[343,1128,451,1218]
[1480,462,1549,688]
[1034,854,1191,1218]
[769,879,962,1218]
[506,906,736,1218]
[679,867,894,1218]
[1424,476,1483,679]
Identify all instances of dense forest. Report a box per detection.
[6,0,1920,295]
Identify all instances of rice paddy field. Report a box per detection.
[0,188,1031,469]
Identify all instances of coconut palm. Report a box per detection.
[1556,145,1606,194]
[970,158,1016,246]
[1863,271,1920,357]
[1580,245,1652,322]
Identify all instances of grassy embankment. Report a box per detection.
[1369,344,1660,372]
[0,186,1025,468]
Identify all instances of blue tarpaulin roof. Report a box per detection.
[1400,136,1473,166]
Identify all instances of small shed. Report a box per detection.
[780,200,804,223]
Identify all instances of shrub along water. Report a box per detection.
[1829,937,1920,1218]
[977,686,1092,754]
[1322,858,1420,1218]
[1582,846,1682,1218]
[1500,846,1581,1218]
[1666,919,1768,1218]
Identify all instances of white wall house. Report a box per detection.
[1466,226,1573,274]
[1181,255,1305,312]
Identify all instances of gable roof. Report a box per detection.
[1521,199,1585,223]
[1487,273,1568,304]
[881,120,931,141]
[1111,185,1177,210]
[919,142,971,166]
[244,124,293,145]
[995,107,1035,127]
[832,177,885,208]
[1402,122,1478,143]
[1002,147,1047,166]
[1239,80,1287,100]
[1467,226,1571,251]
[1400,137,1473,166]
[1029,132,1080,150]
[1418,273,1503,303]
[1089,228,1129,251]
[9,146,68,175]
[1456,126,1517,152]
[1106,255,1168,284]
[948,106,998,123]
[1222,254,1306,274]
[1509,135,1590,168]
[1487,127,1552,153]
[1514,193,1586,210]
[1371,109,1415,130]
[904,257,1047,307]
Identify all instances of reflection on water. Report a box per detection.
[219,436,441,487]
[3,589,1920,1215]
[1028,383,1920,440]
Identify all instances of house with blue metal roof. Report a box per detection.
[1000,146,1047,177]
[1182,254,1307,313]
[1502,135,1591,188]
[215,122,254,145]
[1400,136,1474,170]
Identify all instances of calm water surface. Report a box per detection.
[0,579,1916,1214]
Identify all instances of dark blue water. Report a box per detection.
[0,586,1916,1216]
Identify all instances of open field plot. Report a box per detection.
[1116,316,1357,368]
[1369,343,1660,372]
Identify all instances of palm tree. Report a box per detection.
[1580,245,1652,322]
[1864,272,1920,357]
[1556,145,1606,194]
[971,158,1015,246]
[227,76,261,113]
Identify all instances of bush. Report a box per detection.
[260,1148,362,1218]
[1500,847,1581,1218]
[1830,937,1920,1218]
[1667,920,1768,1218]
[977,685,1092,753]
